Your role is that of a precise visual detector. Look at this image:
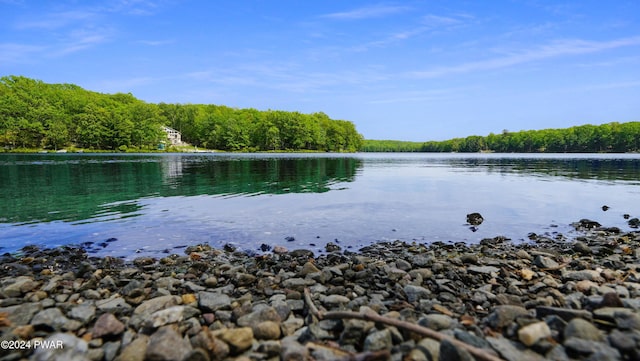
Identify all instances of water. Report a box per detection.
[1,153,639,259]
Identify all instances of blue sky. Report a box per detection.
[2,1,639,141]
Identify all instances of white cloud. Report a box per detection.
[409,36,640,79]
[321,5,410,20]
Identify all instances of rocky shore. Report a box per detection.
[2,219,640,361]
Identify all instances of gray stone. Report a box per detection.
[145,326,192,361]
[0,302,42,325]
[533,255,560,269]
[439,338,474,361]
[31,333,89,361]
[96,295,132,312]
[31,307,73,331]
[68,304,96,323]
[364,328,392,351]
[281,336,309,361]
[563,318,604,341]
[322,294,350,307]
[3,276,39,297]
[467,266,500,275]
[133,295,181,315]
[281,277,316,291]
[563,337,621,358]
[146,305,185,328]
[486,336,547,361]
[198,291,231,312]
[562,270,604,282]
[237,306,281,327]
[404,284,431,302]
[487,305,530,329]
[536,306,592,322]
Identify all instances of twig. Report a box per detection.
[304,288,505,361]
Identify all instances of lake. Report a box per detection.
[1,153,639,259]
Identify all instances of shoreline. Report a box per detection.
[2,220,640,360]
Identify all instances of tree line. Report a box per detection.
[362,122,640,153]
[0,76,362,152]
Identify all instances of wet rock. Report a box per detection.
[466,212,484,226]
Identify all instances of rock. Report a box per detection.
[31,307,73,331]
[486,336,547,361]
[418,314,454,331]
[563,318,604,341]
[217,327,254,354]
[573,241,592,255]
[562,270,604,283]
[536,306,592,322]
[237,306,281,327]
[114,335,149,361]
[468,266,500,275]
[439,338,474,361]
[281,336,309,361]
[322,294,350,307]
[31,333,89,361]
[145,325,192,361]
[533,255,559,269]
[404,284,431,302]
[299,261,321,276]
[518,321,551,346]
[68,304,96,323]
[198,292,231,312]
[466,212,484,226]
[146,305,185,328]
[2,276,39,297]
[92,313,125,338]
[0,302,42,325]
[253,320,281,340]
[487,305,530,329]
[364,328,392,351]
[134,295,182,315]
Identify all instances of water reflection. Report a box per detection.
[0,154,361,224]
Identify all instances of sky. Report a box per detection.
[1,1,640,141]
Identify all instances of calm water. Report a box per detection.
[1,153,639,259]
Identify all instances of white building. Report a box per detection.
[162,126,182,145]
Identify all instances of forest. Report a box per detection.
[362,122,640,153]
[0,76,362,152]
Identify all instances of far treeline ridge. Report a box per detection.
[362,122,640,153]
[0,75,362,152]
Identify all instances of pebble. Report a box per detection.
[2,222,640,361]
